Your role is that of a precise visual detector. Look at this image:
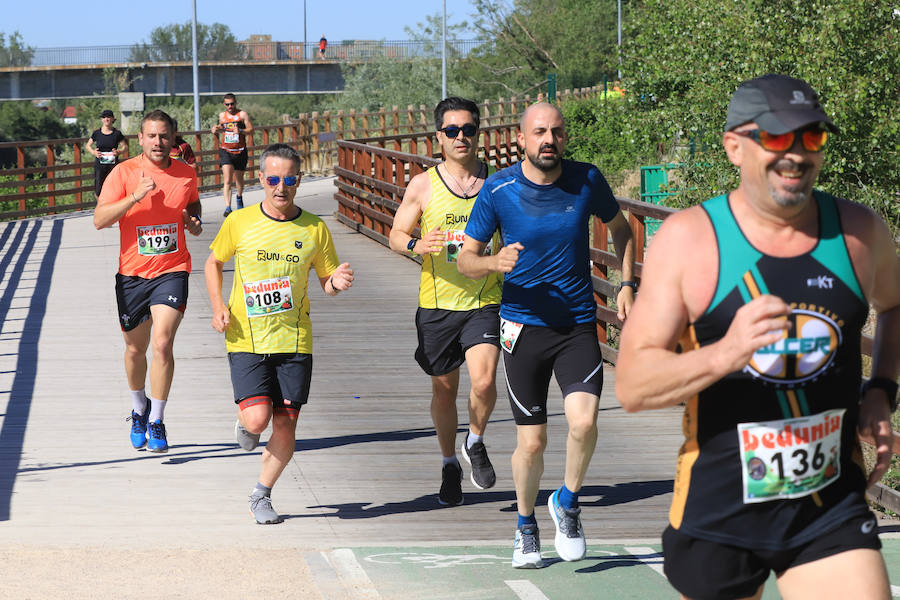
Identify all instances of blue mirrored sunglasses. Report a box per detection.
[439,124,478,138]
[265,175,299,187]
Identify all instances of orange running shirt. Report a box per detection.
[219,111,246,153]
[98,154,199,278]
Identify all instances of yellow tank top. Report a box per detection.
[418,165,502,310]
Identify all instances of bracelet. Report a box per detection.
[131,193,138,204]
[193,215,203,225]
[329,276,338,293]
[861,376,899,412]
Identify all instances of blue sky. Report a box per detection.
[5,0,481,48]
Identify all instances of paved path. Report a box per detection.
[0,177,896,599]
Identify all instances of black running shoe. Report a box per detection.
[438,461,463,506]
[461,435,496,489]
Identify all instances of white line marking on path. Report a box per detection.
[624,546,666,578]
[505,580,551,600]
[325,549,381,600]
[890,584,900,597]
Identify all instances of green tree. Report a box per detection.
[619,0,900,232]
[0,31,35,67]
[468,0,619,96]
[130,22,245,62]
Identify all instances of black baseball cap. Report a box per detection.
[725,74,837,135]
[100,109,115,118]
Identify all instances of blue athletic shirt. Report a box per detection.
[464,160,620,327]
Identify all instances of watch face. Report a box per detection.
[407,238,417,251]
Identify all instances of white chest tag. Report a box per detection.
[243,276,293,318]
[500,318,524,354]
[136,223,178,256]
[737,408,844,504]
[99,152,116,165]
[224,131,240,144]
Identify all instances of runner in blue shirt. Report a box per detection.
[459,102,636,568]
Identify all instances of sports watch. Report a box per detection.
[407,237,419,253]
[618,280,638,293]
[860,376,899,412]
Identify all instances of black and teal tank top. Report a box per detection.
[669,191,870,550]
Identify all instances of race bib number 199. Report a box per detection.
[243,276,293,318]
[737,408,844,504]
[137,224,178,256]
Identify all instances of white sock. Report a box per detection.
[442,455,459,467]
[466,430,483,449]
[131,389,147,415]
[149,397,167,423]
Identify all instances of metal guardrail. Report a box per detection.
[20,39,490,67]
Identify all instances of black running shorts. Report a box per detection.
[662,513,882,599]
[218,148,248,171]
[114,271,189,332]
[228,352,313,411]
[502,322,603,425]
[414,304,500,377]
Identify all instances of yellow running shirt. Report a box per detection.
[210,204,339,354]
[418,165,502,310]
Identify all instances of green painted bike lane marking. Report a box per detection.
[340,539,900,599]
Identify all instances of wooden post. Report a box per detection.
[17,146,25,215]
[73,143,82,206]
[592,216,610,345]
[311,111,321,174]
[45,145,55,212]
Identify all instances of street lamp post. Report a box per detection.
[441,0,447,99]
[192,0,200,130]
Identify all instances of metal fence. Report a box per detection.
[26,40,490,67]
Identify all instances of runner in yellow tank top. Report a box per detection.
[389,97,502,505]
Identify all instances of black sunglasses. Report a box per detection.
[224,102,236,107]
[439,124,478,138]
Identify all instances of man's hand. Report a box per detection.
[330,262,354,292]
[714,295,792,375]
[418,229,445,255]
[494,242,524,273]
[859,391,895,488]
[182,209,202,236]
[211,124,222,135]
[616,286,635,321]
[134,170,156,202]
[211,303,230,333]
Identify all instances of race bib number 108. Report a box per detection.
[737,408,844,504]
[243,276,293,318]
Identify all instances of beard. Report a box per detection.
[768,159,814,207]
[526,144,561,171]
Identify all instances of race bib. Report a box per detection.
[500,318,524,354]
[243,276,293,318]
[737,408,844,504]
[445,229,465,263]
[224,131,240,144]
[98,151,116,165]
[136,224,178,256]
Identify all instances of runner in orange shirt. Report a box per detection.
[212,93,254,217]
[94,109,203,453]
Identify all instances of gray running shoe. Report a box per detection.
[235,419,260,451]
[548,487,586,561]
[249,489,283,525]
[461,435,496,489]
[437,461,464,506]
[512,524,543,568]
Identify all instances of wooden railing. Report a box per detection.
[0,86,607,221]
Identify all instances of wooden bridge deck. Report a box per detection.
[0,177,691,596]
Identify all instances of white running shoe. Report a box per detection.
[512,524,543,568]
[548,487,586,561]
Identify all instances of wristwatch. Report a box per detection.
[860,376,899,412]
[618,280,638,293]
[407,237,419,253]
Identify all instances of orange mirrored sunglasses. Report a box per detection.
[734,127,828,152]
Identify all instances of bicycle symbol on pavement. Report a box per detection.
[364,552,511,569]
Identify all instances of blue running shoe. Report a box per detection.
[147,419,169,453]
[236,196,244,210]
[128,410,148,450]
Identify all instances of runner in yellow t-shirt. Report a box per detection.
[388,97,502,506]
[205,143,353,524]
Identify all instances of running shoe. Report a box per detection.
[512,524,543,568]
[223,206,232,218]
[235,419,260,451]
[249,489,284,524]
[235,196,244,210]
[128,410,149,450]
[548,487,586,561]
[147,419,169,453]
[460,434,496,489]
[437,461,463,506]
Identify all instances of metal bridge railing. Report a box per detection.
[23,40,491,67]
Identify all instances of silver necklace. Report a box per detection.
[443,162,485,199]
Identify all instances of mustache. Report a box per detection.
[539,144,558,154]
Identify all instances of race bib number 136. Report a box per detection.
[737,408,844,504]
